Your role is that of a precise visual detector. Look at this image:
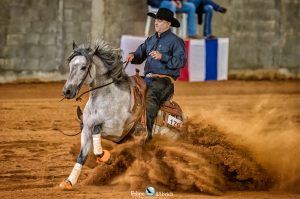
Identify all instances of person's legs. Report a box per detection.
[146,77,174,139]
[203,4,213,36]
[176,2,197,37]
[160,1,176,13]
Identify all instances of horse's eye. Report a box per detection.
[81,66,87,70]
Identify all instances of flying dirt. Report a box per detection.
[70,118,270,195]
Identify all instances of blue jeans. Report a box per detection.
[188,0,221,36]
[160,1,197,37]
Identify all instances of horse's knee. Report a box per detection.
[93,124,102,135]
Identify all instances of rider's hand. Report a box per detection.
[127,53,134,62]
[149,51,162,60]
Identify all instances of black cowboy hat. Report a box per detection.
[147,8,180,28]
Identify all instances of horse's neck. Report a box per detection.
[89,74,113,101]
[89,74,111,88]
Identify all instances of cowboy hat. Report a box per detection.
[147,8,180,28]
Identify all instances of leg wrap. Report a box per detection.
[67,163,82,186]
[93,134,103,156]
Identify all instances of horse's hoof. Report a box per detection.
[59,179,72,190]
[96,150,112,165]
[105,156,113,165]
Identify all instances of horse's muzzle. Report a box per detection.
[63,84,77,99]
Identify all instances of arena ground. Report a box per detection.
[0,80,299,199]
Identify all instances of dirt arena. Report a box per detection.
[0,80,299,199]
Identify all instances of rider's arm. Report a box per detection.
[131,42,148,65]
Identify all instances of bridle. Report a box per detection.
[75,57,93,99]
[74,59,130,101]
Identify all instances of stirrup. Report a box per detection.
[96,150,112,165]
[59,179,72,190]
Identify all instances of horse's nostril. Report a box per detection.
[66,90,71,95]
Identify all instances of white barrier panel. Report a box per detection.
[189,39,205,81]
[217,38,229,81]
[188,38,229,81]
[120,35,229,81]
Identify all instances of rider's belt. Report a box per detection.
[146,73,175,84]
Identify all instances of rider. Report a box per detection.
[127,8,186,139]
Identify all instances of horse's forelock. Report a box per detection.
[67,47,93,63]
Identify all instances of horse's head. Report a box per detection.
[63,41,103,99]
[63,40,129,99]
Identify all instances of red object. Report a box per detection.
[178,39,189,81]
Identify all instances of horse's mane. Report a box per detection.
[93,39,129,83]
[67,40,129,83]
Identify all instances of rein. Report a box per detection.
[75,81,115,101]
[56,128,81,136]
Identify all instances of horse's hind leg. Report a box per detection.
[92,124,112,165]
[60,130,92,190]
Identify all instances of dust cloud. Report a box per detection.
[69,95,299,195]
[186,96,300,193]
[71,119,270,195]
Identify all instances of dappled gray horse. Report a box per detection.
[59,40,133,190]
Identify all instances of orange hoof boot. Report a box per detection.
[59,179,72,190]
[96,150,112,165]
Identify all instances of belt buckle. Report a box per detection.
[146,73,153,78]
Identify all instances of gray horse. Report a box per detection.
[60,40,133,190]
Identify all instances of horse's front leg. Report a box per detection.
[92,124,112,165]
[60,127,92,190]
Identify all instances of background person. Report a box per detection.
[188,0,227,38]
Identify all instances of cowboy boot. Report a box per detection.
[218,7,227,13]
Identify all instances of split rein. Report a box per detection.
[57,60,129,136]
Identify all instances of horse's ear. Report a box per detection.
[73,41,78,50]
[89,46,99,56]
[94,46,99,54]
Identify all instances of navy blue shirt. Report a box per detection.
[131,29,187,80]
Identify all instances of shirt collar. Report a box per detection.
[155,29,171,38]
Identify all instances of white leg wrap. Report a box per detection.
[93,134,103,156]
[67,163,82,185]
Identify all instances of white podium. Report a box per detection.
[120,35,229,81]
[120,35,146,76]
